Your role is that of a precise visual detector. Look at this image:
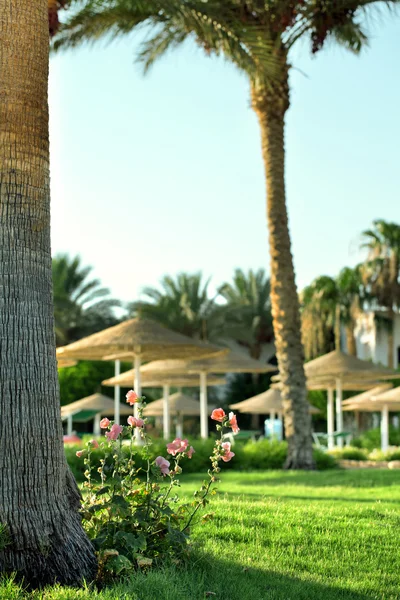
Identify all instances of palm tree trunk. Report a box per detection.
[334,304,341,351]
[387,309,395,369]
[251,69,314,470]
[0,0,96,585]
[345,323,357,356]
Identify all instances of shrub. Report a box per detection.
[352,427,400,451]
[368,447,400,462]
[328,447,368,461]
[77,399,238,583]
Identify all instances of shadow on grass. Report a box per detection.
[120,554,386,600]
[224,491,400,504]
[235,470,400,489]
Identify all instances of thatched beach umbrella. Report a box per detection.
[61,393,132,435]
[272,350,400,448]
[57,318,226,441]
[135,353,276,438]
[230,387,320,418]
[57,357,77,369]
[343,384,400,451]
[102,371,225,438]
[143,392,216,438]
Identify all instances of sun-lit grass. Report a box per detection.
[1,470,400,599]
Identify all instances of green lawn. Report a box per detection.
[2,470,400,600]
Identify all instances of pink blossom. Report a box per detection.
[100,418,110,429]
[155,456,170,476]
[166,438,189,456]
[187,446,195,459]
[76,450,84,458]
[128,416,145,428]
[228,412,240,434]
[89,439,99,448]
[126,390,139,405]
[211,408,226,422]
[221,442,235,463]
[105,424,123,440]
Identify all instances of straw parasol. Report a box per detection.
[136,354,277,438]
[143,392,216,438]
[343,385,400,451]
[57,318,227,441]
[57,357,77,369]
[230,388,320,417]
[102,371,225,439]
[272,350,400,448]
[61,393,132,435]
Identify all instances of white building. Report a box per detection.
[353,311,400,369]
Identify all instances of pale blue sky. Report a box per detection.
[49,16,399,306]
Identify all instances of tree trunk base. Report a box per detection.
[284,447,316,470]
[0,470,97,588]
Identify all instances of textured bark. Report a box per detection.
[251,65,314,470]
[0,1,97,586]
[345,323,357,356]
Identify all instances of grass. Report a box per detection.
[2,470,400,599]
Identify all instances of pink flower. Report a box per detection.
[166,438,189,456]
[126,390,139,405]
[128,416,145,428]
[89,439,99,448]
[155,456,170,476]
[221,442,235,463]
[187,446,195,459]
[211,408,226,422]
[100,418,110,429]
[105,424,123,440]
[228,412,240,434]
[76,450,84,458]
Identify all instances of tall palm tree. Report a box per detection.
[0,0,96,584]
[53,253,120,345]
[336,265,364,356]
[130,272,224,341]
[218,268,274,360]
[361,220,400,367]
[54,0,399,468]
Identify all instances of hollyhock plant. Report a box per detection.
[105,424,123,440]
[155,456,170,476]
[126,389,139,405]
[228,412,240,434]
[211,408,226,422]
[77,391,238,582]
[221,442,235,462]
[128,416,144,428]
[167,438,189,456]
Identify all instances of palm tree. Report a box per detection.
[54,0,399,468]
[218,268,274,360]
[301,267,364,360]
[361,220,400,367]
[53,253,120,345]
[0,0,96,584]
[130,272,224,341]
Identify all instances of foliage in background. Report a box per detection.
[352,426,400,451]
[65,438,336,483]
[53,254,120,345]
[58,361,116,406]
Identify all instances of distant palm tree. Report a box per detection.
[54,0,400,468]
[53,254,120,344]
[129,272,223,341]
[361,220,400,367]
[301,267,364,359]
[218,268,273,360]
